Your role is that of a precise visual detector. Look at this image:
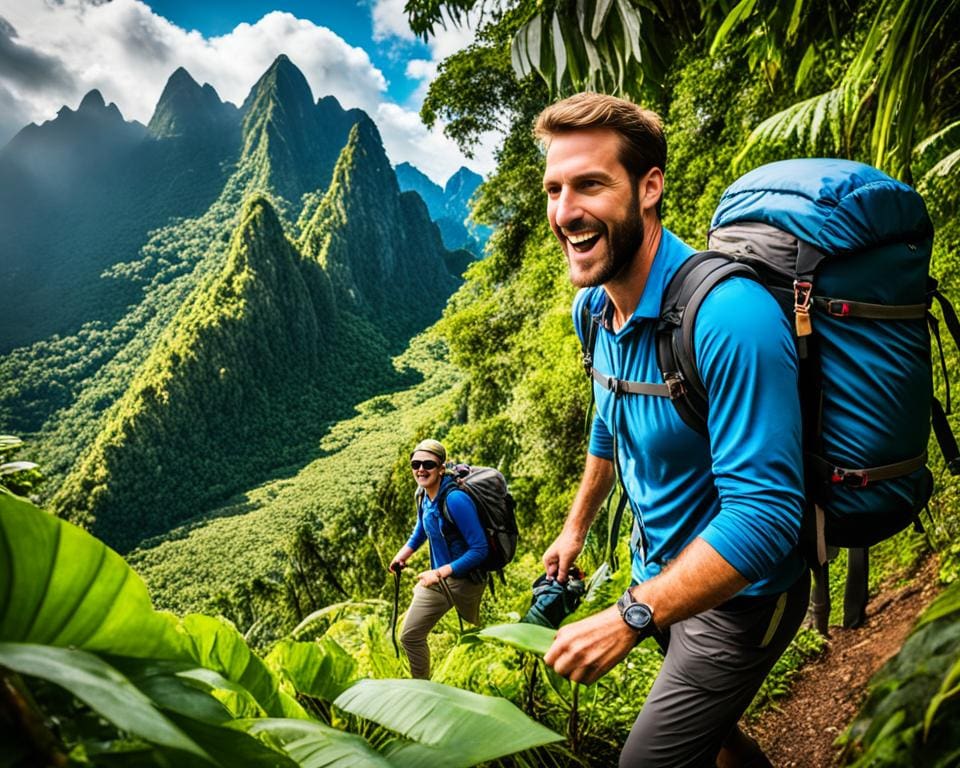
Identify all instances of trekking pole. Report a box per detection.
[390,565,402,658]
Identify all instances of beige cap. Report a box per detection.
[411,438,446,463]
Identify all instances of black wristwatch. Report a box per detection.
[616,589,655,639]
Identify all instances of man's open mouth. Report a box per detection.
[564,229,601,253]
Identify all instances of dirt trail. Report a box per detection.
[746,555,941,767]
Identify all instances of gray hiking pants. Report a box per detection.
[400,576,485,679]
[619,569,810,767]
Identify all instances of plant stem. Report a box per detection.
[568,682,580,754]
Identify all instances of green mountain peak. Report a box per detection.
[300,116,458,343]
[148,67,236,139]
[52,192,331,551]
[237,55,356,204]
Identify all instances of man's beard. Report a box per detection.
[569,192,644,288]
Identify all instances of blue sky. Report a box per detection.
[147,1,429,104]
[0,0,496,182]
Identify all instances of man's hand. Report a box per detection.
[389,545,415,574]
[543,605,638,685]
[417,568,442,587]
[542,529,585,583]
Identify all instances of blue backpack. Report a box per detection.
[580,158,960,564]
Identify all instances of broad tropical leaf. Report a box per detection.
[181,613,308,719]
[107,657,300,766]
[169,714,301,768]
[479,622,557,656]
[924,655,960,738]
[915,581,960,630]
[180,666,268,718]
[333,678,563,768]
[0,489,187,658]
[266,637,359,703]
[0,492,305,721]
[235,717,393,767]
[735,0,960,181]
[0,642,211,762]
[107,656,235,725]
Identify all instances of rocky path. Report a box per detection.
[747,555,941,767]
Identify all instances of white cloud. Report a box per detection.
[0,0,496,183]
[370,0,415,43]
[0,1,388,129]
[369,0,501,182]
[376,101,497,184]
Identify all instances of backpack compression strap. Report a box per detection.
[927,280,960,474]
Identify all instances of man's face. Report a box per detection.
[543,128,644,287]
[410,450,442,489]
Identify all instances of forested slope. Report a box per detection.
[1,55,465,553]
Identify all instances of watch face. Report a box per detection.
[623,602,653,632]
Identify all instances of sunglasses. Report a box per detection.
[410,459,440,470]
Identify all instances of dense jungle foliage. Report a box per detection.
[3,0,960,765]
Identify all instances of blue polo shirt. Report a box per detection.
[574,228,805,596]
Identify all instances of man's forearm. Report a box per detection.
[564,452,616,539]
[631,537,749,628]
[544,452,616,581]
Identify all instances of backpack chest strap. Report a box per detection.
[590,367,686,399]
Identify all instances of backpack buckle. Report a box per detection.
[664,374,686,399]
[794,280,814,336]
[605,375,624,394]
[827,300,851,317]
[831,467,869,488]
[582,351,594,377]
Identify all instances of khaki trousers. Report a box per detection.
[400,576,485,679]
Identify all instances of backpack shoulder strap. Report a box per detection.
[656,250,759,435]
[435,481,459,526]
[575,288,606,378]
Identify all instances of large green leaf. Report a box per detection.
[266,637,359,703]
[180,666,267,718]
[235,718,393,767]
[107,656,234,725]
[107,656,300,767]
[380,737,464,768]
[0,490,187,659]
[478,622,556,656]
[0,643,211,762]
[0,492,306,723]
[333,679,562,768]
[916,581,960,629]
[181,614,307,720]
[168,714,300,768]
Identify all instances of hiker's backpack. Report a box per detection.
[417,464,518,577]
[579,158,960,564]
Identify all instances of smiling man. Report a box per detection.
[537,93,810,767]
[389,438,488,680]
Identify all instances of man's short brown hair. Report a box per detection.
[535,92,666,184]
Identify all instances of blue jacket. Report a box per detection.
[574,228,805,596]
[407,475,489,577]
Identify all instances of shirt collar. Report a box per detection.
[602,227,695,331]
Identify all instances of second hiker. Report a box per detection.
[389,438,488,679]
